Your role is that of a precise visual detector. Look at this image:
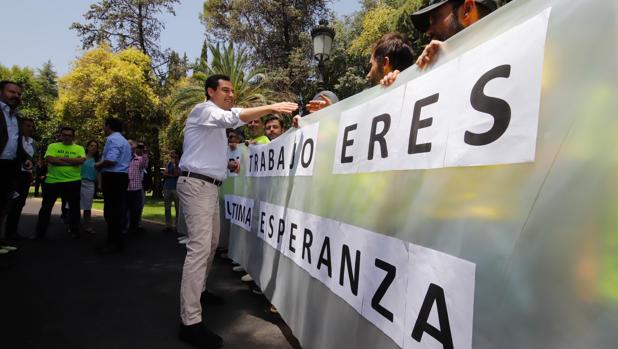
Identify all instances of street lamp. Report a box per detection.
[311,19,335,86]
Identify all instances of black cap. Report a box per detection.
[411,0,497,33]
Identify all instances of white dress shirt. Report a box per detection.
[0,101,19,160]
[179,100,245,180]
[21,136,35,172]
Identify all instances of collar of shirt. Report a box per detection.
[0,100,16,117]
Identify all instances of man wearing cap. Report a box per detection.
[291,90,340,128]
[381,0,497,86]
[176,74,297,348]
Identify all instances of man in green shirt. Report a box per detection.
[35,127,85,239]
[246,118,270,145]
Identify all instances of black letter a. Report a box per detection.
[411,283,454,349]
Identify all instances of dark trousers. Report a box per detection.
[0,159,20,241]
[102,172,128,247]
[126,189,144,232]
[36,180,81,237]
[34,176,42,196]
[6,171,32,235]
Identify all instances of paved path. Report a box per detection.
[0,197,301,349]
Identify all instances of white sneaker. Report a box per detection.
[178,237,189,244]
[1,245,17,252]
[0,248,9,255]
[241,274,253,282]
[232,266,245,272]
[252,289,263,295]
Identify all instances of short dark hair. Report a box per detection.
[0,80,23,91]
[204,74,231,100]
[372,32,414,72]
[21,118,35,125]
[61,126,75,135]
[104,118,123,132]
[265,115,284,128]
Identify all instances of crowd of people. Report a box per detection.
[0,106,185,254]
[1,1,498,348]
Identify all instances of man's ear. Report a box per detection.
[460,0,480,27]
[383,56,392,74]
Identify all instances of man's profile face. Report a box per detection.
[265,119,283,140]
[366,54,384,86]
[208,79,235,110]
[426,2,464,41]
[0,83,23,108]
[247,119,264,138]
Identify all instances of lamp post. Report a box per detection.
[311,19,335,88]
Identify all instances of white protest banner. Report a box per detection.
[333,8,551,174]
[223,195,254,231]
[258,201,475,348]
[225,2,618,348]
[247,122,319,177]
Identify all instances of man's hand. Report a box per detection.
[270,102,298,115]
[416,40,445,70]
[306,93,333,113]
[23,159,33,170]
[380,70,401,87]
[292,115,301,128]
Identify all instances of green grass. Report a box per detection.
[29,186,172,224]
[92,194,172,224]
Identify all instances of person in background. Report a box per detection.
[163,149,180,233]
[81,140,99,234]
[292,90,340,128]
[365,32,414,86]
[5,118,36,241]
[0,81,32,254]
[227,130,242,176]
[33,153,46,197]
[95,118,132,254]
[264,115,285,141]
[34,127,85,240]
[380,0,497,86]
[125,140,148,235]
[245,118,270,145]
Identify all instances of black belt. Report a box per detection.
[181,171,222,186]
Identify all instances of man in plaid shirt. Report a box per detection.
[126,140,148,234]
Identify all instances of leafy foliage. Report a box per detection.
[71,0,179,81]
[0,62,59,143]
[201,0,332,96]
[54,46,162,145]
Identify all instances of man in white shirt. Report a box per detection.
[0,81,32,254]
[177,74,297,348]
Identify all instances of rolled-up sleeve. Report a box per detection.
[104,139,121,163]
[193,103,245,128]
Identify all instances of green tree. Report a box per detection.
[71,0,180,82]
[54,46,162,145]
[201,0,332,96]
[0,62,59,143]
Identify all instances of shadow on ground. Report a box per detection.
[0,199,301,349]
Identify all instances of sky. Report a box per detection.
[1,0,361,76]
